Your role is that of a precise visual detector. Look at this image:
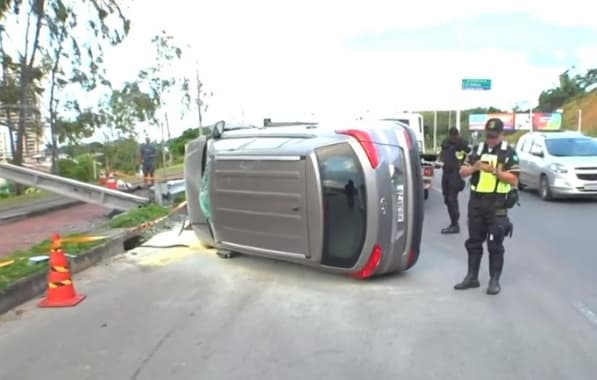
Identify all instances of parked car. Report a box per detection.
[184,119,425,278]
[516,130,597,200]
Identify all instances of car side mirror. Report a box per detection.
[211,120,226,139]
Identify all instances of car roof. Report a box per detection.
[211,119,411,157]
[524,130,588,140]
[219,118,408,139]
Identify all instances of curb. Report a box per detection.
[0,208,184,316]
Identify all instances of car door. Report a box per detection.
[527,136,546,189]
[517,134,531,185]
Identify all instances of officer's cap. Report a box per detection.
[485,118,504,137]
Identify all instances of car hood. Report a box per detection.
[549,155,597,169]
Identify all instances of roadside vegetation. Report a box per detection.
[0,234,103,291]
[0,201,179,291]
[108,204,171,228]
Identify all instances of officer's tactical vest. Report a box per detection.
[471,141,512,194]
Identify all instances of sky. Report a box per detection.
[32,0,597,142]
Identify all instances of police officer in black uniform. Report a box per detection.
[439,127,471,234]
[455,118,520,295]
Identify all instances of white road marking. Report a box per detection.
[575,302,597,327]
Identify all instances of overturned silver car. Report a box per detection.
[184,119,425,278]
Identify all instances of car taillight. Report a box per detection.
[351,244,382,279]
[336,129,380,168]
[407,248,418,268]
[403,129,413,149]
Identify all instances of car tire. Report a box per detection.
[540,175,553,201]
[216,249,238,259]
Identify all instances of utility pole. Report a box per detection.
[433,111,438,151]
[578,109,582,132]
[195,63,203,136]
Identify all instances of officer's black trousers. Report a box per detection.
[442,171,462,225]
[465,194,512,274]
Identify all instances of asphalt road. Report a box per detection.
[1,183,597,379]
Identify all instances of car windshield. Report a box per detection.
[545,138,597,157]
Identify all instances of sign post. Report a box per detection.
[459,79,492,133]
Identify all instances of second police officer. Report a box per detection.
[439,127,471,234]
[455,118,520,295]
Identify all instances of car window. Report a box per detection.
[545,138,597,157]
[315,143,367,268]
[529,136,544,153]
[517,134,530,152]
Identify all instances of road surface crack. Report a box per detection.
[130,326,177,380]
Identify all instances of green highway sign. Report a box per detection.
[462,78,492,91]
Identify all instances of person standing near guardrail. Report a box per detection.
[439,127,470,234]
[140,137,157,187]
[455,118,519,295]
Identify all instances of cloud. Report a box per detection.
[98,0,595,135]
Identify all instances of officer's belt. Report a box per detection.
[470,191,501,199]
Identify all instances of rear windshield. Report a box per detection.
[316,143,367,268]
[545,138,597,157]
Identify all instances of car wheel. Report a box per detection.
[216,249,238,259]
[540,175,553,201]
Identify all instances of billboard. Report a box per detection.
[533,112,562,130]
[468,113,515,131]
[514,113,562,131]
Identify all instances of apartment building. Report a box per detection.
[0,83,44,162]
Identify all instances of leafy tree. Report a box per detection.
[137,30,191,165]
[537,68,596,112]
[105,81,156,136]
[0,0,130,174]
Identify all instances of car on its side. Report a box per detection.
[184,119,425,278]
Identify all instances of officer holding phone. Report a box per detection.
[455,118,520,295]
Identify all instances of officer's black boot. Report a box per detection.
[454,254,481,290]
[441,223,460,234]
[487,254,504,295]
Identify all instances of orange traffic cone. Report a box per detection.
[38,234,86,308]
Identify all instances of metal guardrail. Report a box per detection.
[0,163,151,211]
[150,179,185,206]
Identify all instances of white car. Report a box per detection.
[516,131,597,200]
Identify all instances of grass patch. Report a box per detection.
[156,163,183,179]
[108,204,170,229]
[173,192,186,204]
[0,234,104,291]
